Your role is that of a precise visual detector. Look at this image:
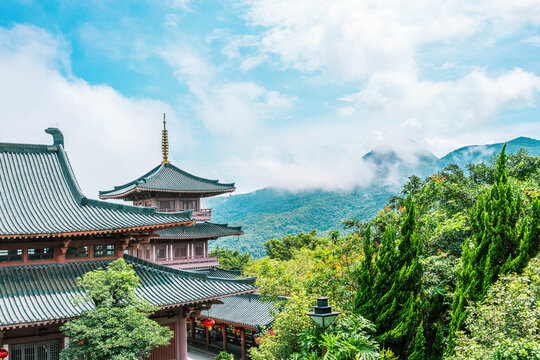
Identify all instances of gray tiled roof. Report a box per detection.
[99,163,235,199]
[0,254,256,328]
[199,294,281,330]
[0,129,193,238]
[156,222,243,240]
[189,267,244,280]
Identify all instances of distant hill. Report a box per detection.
[207,137,540,258]
[363,140,439,184]
[438,137,540,169]
[207,186,393,257]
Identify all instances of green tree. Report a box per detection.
[506,199,540,274]
[249,292,314,360]
[369,227,398,329]
[507,149,540,181]
[408,321,426,360]
[431,324,445,360]
[354,226,376,317]
[448,145,540,352]
[210,246,252,270]
[60,259,173,360]
[264,230,331,261]
[318,314,380,360]
[447,259,540,360]
[356,197,423,358]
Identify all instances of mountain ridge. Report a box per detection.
[207,137,540,257]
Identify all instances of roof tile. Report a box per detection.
[0,254,256,327]
[99,163,235,198]
[0,129,192,238]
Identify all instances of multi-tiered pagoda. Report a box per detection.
[99,116,243,269]
[0,128,256,360]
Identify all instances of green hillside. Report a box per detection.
[207,186,393,257]
[208,137,540,257]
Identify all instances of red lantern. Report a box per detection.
[203,319,215,331]
[0,349,9,359]
[216,324,223,330]
[234,327,241,335]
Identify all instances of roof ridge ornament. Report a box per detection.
[161,113,170,164]
[45,128,64,146]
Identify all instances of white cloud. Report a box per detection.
[355,69,540,127]
[224,132,377,191]
[0,24,190,197]
[339,68,540,156]
[165,14,180,28]
[240,0,540,79]
[402,118,421,128]
[522,36,540,46]
[161,45,293,137]
[166,0,194,11]
[439,62,459,70]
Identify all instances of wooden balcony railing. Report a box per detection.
[156,208,211,220]
[192,209,211,220]
[155,256,219,265]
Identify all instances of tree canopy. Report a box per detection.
[60,259,173,360]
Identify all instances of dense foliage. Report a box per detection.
[448,146,540,351]
[209,246,252,270]
[243,146,540,360]
[448,259,540,360]
[60,259,173,360]
[249,293,381,360]
[264,230,334,261]
[355,198,423,358]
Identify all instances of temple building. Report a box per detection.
[98,117,280,358]
[99,116,243,269]
[0,128,257,360]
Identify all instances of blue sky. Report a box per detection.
[0,0,539,194]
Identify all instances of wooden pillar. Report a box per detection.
[240,328,246,360]
[56,240,70,264]
[222,325,227,351]
[190,319,195,344]
[176,310,188,360]
[205,326,210,348]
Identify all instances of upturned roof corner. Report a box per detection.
[45,127,64,146]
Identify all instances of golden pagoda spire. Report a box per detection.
[161,113,170,164]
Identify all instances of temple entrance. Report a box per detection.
[11,340,61,360]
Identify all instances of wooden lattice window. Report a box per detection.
[66,246,89,258]
[0,249,22,262]
[93,245,115,257]
[11,340,61,360]
[28,248,54,261]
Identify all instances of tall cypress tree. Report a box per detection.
[448,145,540,353]
[431,323,444,360]
[355,196,423,358]
[408,321,426,360]
[506,199,540,274]
[369,227,398,335]
[354,226,376,318]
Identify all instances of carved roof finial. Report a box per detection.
[161,113,170,164]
